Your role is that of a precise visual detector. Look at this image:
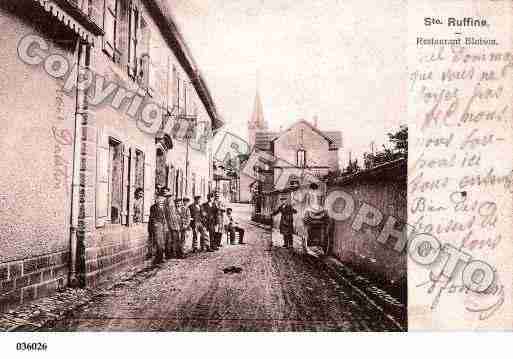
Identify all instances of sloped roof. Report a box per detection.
[332,158,406,186]
[254,131,279,151]
[253,120,342,151]
[324,131,342,148]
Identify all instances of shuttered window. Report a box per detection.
[127,1,139,78]
[137,17,151,91]
[97,132,151,227]
[133,149,145,223]
[103,0,118,59]
[108,139,123,224]
[297,150,306,168]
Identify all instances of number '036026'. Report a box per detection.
[16,342,48,351]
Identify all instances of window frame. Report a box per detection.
[132,147,145,225]
[102,0,119,61]
[107,136,123,225]
[127,1,139,79]
[297,149,306,168]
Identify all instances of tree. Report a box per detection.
[387,125,407,154]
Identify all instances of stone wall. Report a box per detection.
[328,159,407,294]
[0,251,69,312]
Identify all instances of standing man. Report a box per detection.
[213,193,225,248]
[176,197,191,258]
[202,193,218,251]
[189,195,202,252]
[163,188,181,259]
[148,189,168,265]
[271,194,297,248]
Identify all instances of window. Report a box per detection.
[103,0,118,59]
[127,1,139,78]
[179,169,184,197]
[108,138,123,224]
[137,17,150,89]
[175,70,181,113]
[179,78,186,115]
[175,169,180,197]
[155,148,167,188]
[133,149,145,223]
[85,0,104,27]
[183,81,188,115]
[297,149,306,168]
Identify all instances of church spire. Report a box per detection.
[248,73,267,146]
[250,89,267,130]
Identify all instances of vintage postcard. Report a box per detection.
[0,0,512,351]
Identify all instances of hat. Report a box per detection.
[183,197,191,202]
[194,195,201,201]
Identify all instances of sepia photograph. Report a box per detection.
[1,0,510,345]
[0,0,407,333]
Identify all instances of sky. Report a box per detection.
[167,0,407,164]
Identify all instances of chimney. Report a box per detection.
[313,115,318,128]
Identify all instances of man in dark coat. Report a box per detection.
[148,189,168,264]
[202,192,218,251]
[189,195,202,252]
[271,194,297,248]
[163,187,181,259]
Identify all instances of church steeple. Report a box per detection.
[248,79,267,146]
[250,90,266,129]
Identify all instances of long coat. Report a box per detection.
[201,201,217,230]
[189,203,202,227]
[272,203,297,235]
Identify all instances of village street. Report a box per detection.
[44,204,400,332]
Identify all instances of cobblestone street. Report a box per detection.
[43,205,401,331]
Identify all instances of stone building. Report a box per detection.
[0,0,222,311]
[236,87,342,204]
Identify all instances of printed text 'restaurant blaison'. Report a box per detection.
[416,37,498,46]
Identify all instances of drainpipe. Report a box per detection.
[68,39,88,287]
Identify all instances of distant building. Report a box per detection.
[235,88,342,204]
[247,88,268,147]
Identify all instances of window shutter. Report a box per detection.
[127,1,139,77]
[117,0,130,67]
[121,144,130,225]
[143,151,154,222]
[102,0,118,59]
[95,128,109,227]
[89,0,104,29]
[127,146,136,225]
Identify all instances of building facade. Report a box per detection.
[0,0,222,311]
[238,116,342,206]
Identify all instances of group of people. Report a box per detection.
[147,187,245,265]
